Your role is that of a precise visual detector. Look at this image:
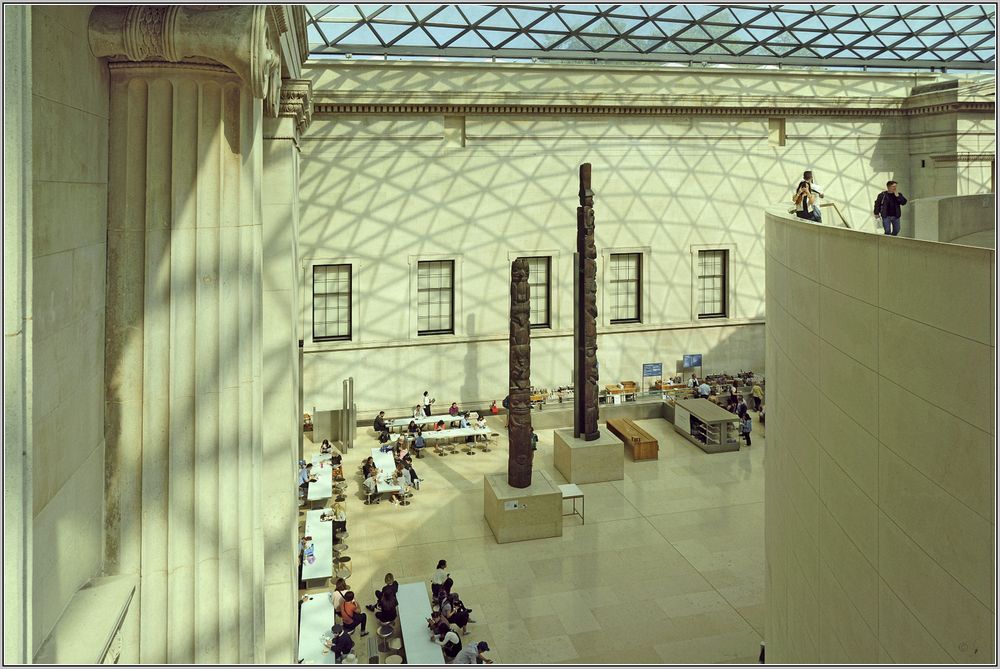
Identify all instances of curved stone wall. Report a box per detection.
[764,208,995,664]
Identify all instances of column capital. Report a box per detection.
[278,79,313,133]
[89,5,282,113]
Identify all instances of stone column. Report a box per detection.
[261,78,311,664]
[95,6,281,665]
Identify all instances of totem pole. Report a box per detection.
[507,258,533,488]
[574,163,600,441]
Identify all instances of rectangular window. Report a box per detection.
[313,264,351,341]
[698,250,728,318]
[417,260,454,335]
[609,253,641,324]
[525,256,551,328]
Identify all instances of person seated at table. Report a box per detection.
[324,625,355,662]
[331,502,347,533]
[362,457,377,480]
[459,412,471,429]
[441,592,475,635]
[373,411,387,434]
[407,419,419,434]
[320,438,333,454]
[340,591,369,637]
[448,402,460,417]
[403,461,421,490]
[412,429,427,458]
[698,381,711,398]
[429,621,463,662]
[475,415,488,441]
[374,590,399,625]
[363,472,380,505]
[490,400,499,415]
[413,404,425,419]
[394,440,412,464]
[366,572,399,613]
[297,462,311,497]
[377,428,391,445]
[434,419,446,431]
[331,577,350,616]
[431,560,453,599]
[386,464,407,505]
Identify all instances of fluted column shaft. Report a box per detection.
[104,62,264,664]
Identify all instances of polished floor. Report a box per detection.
[301,414,766,664]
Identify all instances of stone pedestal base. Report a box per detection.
[484,474,562,544]
[553,429,624,484]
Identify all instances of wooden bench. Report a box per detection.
[606,418,659,461]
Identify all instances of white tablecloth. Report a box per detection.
[298,592,336,664]
[396,582,445,664]
[302,508,333,582]
[307,459,334,501]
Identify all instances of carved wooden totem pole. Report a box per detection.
[508,258,533,488]
[574,163,601,441]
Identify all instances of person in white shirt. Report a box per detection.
[803,170,824,221]
[698,382,711,398]
[413,405,425,419]
[422,391,434,417]
[331,577,350,615]
[431,560,453,599]
[429,622,463,661]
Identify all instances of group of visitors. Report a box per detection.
[689,374,762,448]
[427,560,493,663]
[793,169,908,237]
[361,454,421,505]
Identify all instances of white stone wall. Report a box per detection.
[764,209,995,663]
[28,5,109,655]
[297,63,985,414]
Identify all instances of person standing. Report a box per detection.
[422,391,434,417]
[698,380,711,398]
[740,414,753,447]
[751,382,764,412]
[874,180,907,236]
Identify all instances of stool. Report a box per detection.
[388,638,403,655]
[335,495,347,503]
[376,624,395,652]
[384,654,403,664]
[333,542,348,553]
[334,556,351,577]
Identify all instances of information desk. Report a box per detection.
[302,508,334,584]
[396,582,444,664]
[672,398,740,453]
[297,591,336,664]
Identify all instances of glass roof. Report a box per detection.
[305,4,996,70]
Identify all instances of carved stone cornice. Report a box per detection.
[278,79,313,132]
[89,5,281,114]
[312,100,995,118]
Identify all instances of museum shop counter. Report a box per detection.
[672,399,740,453]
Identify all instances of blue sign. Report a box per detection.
[642,362,663,377]
[683,354,703,368]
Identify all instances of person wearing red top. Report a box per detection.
[489,400,499,415]
[339,591,369,636]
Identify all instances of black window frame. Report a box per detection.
[524,256,552,329]
[416,259,455,336]
[697,249,729,319]
[312,263,352,342]
[609,252,642,325]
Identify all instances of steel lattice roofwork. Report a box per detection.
[305,4,996,70]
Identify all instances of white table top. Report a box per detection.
[385,414,444,431]
[558,483,584,499]
[307,459,334,501]
[298,591,336,664]
[418,426,490,442]
[302,509,333,582]
[396,582,445,665]
[369,448,403,494]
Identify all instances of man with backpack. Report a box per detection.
[874,180,908,236]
